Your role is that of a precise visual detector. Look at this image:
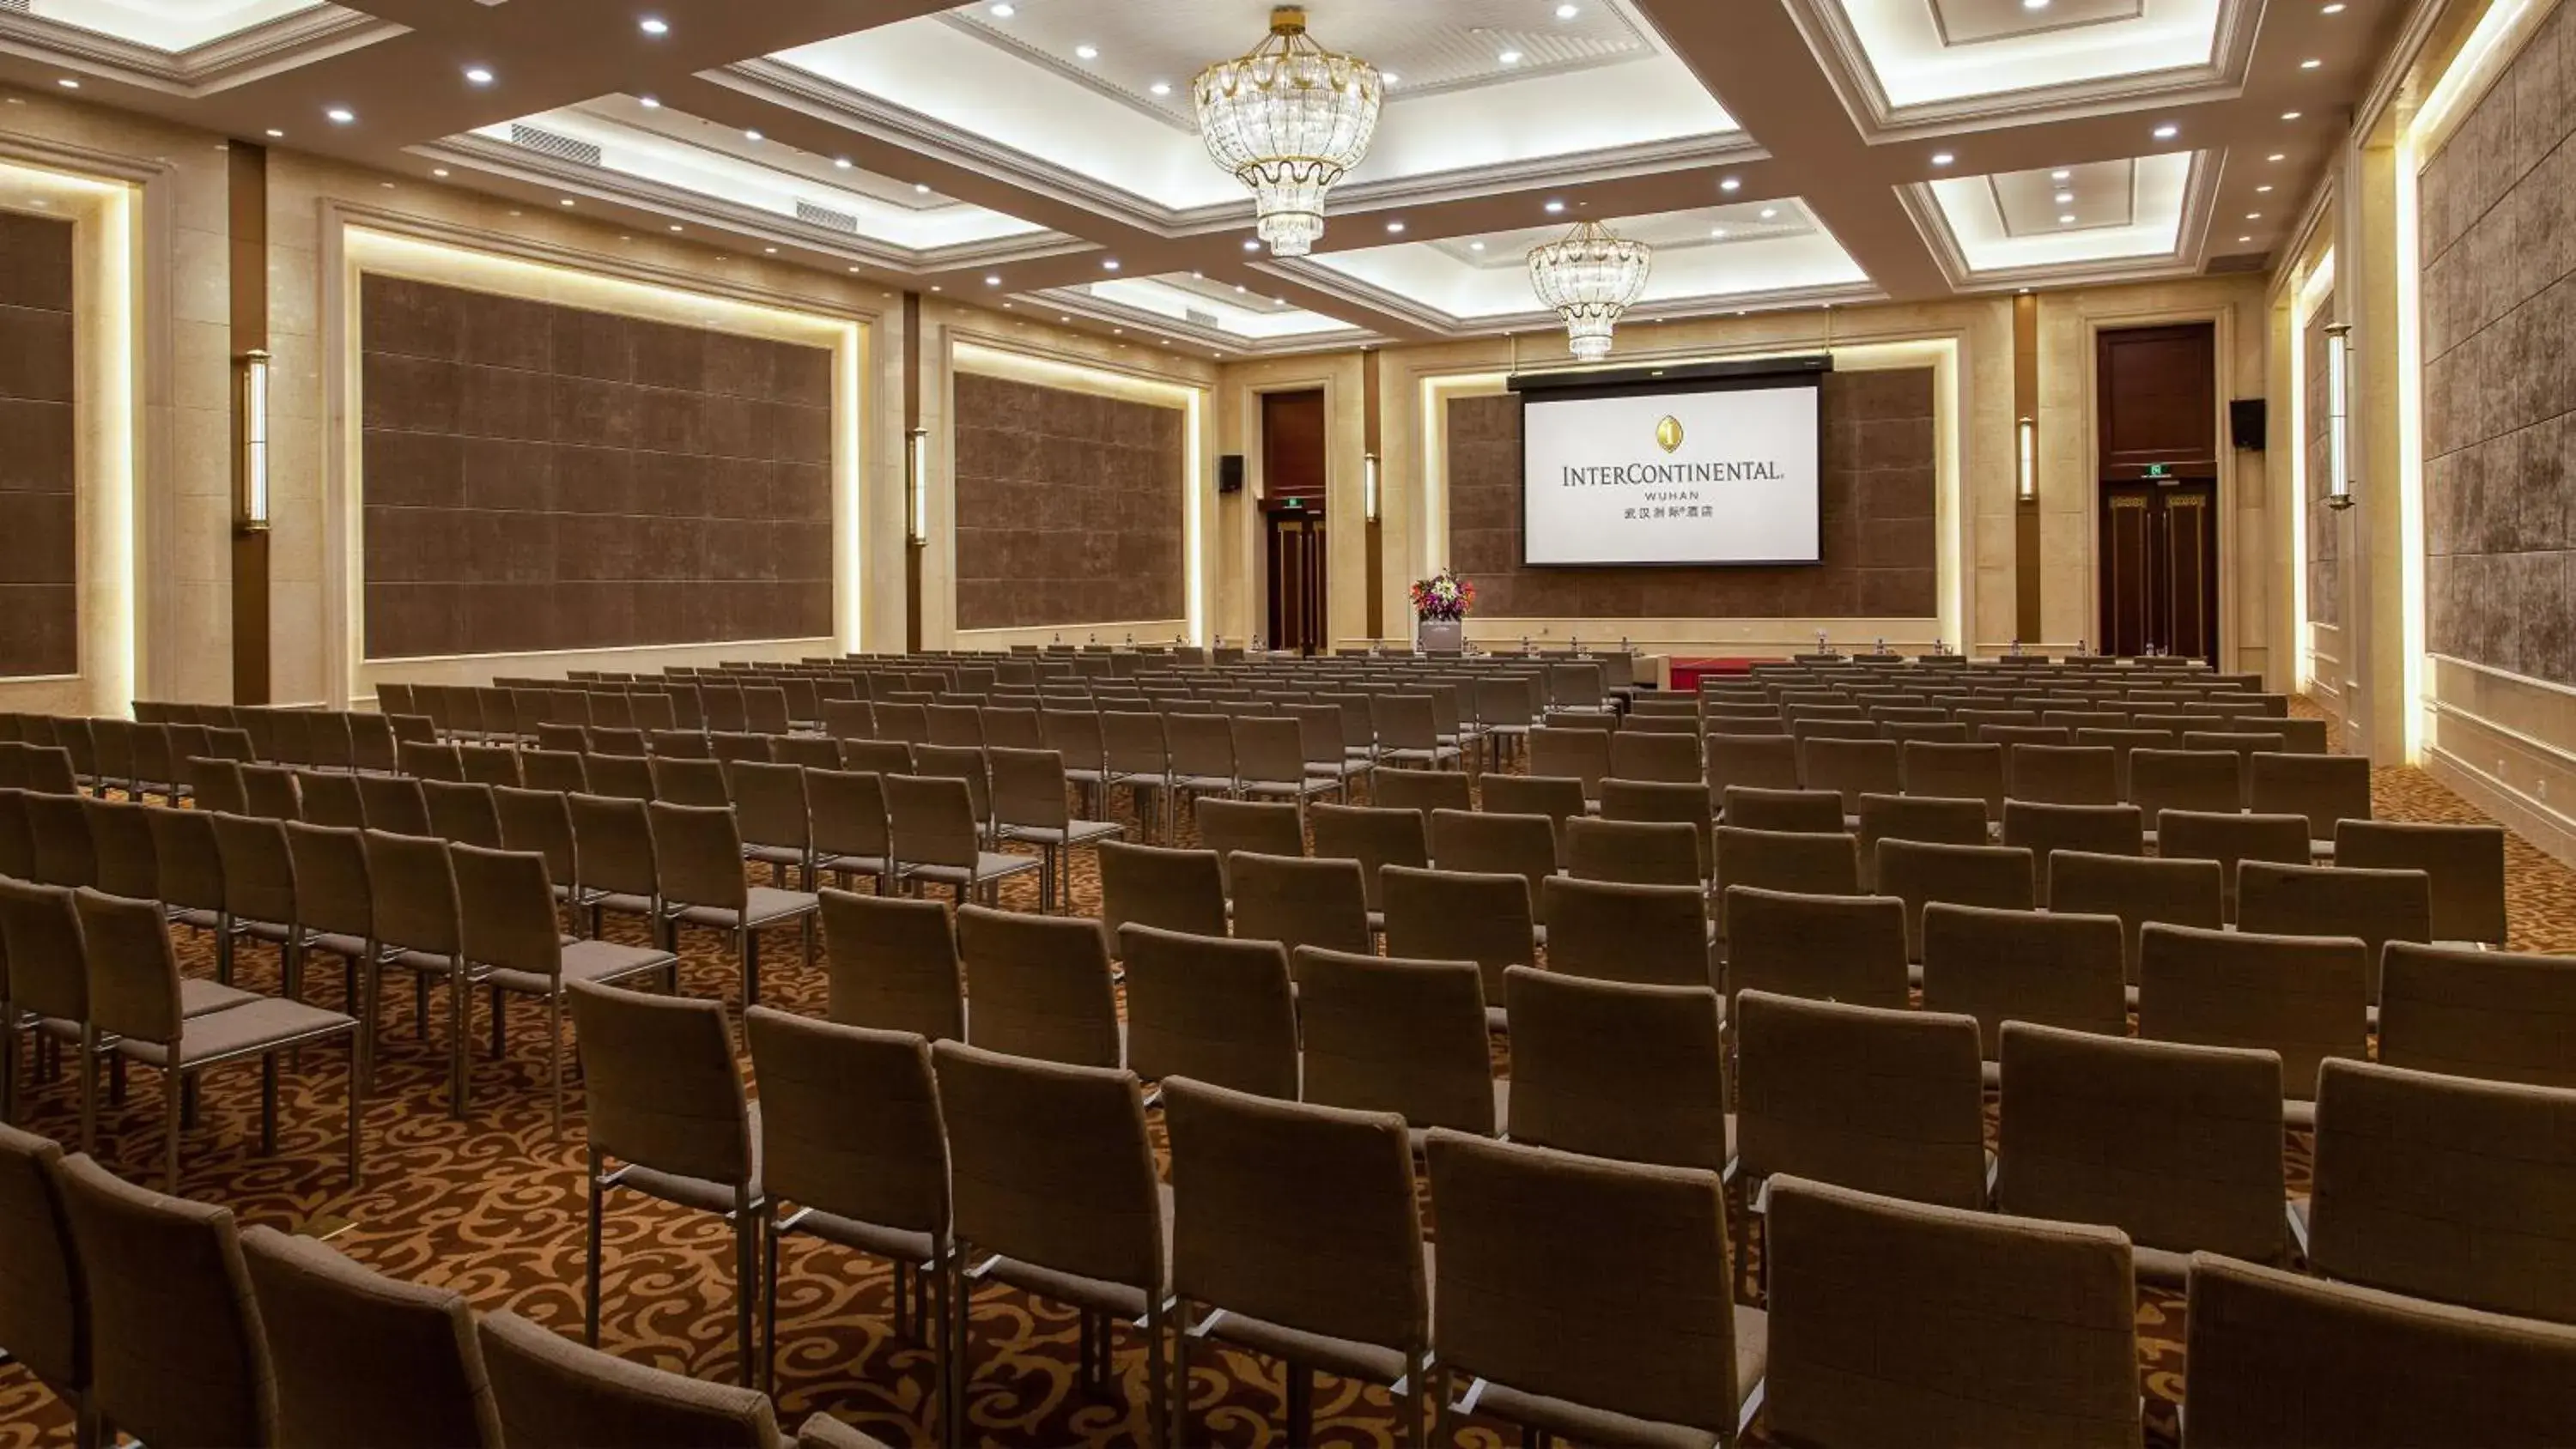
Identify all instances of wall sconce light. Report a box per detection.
[1363,452,1381,524]
[234,349,271,532]
[906,426,929,543]
[2324,321,2354,511]
[2015,415,2036,502]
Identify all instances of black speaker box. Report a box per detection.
[2229,398,2266,451]
[1218,454,1246,494]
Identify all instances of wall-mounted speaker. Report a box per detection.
[1218,454,1246,494]
[2229,398,2266,451]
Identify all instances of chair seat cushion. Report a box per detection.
[120,996,355,1069]
[485,939,677,996]
[179,978,262,1017]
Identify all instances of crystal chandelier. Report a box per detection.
[1192,7,1382,258]
[1527,220,1653,361]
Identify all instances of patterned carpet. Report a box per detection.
[4,700,2572,1448]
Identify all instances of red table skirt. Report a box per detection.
[1668,658,1758,690]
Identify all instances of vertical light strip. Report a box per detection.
[2015,417,2035,500]
[906,427,929,543]
[2395,141,2427,761]
[836,322,864,649]
[1185,390,1205,644]
[99,182,136,712]
[2291,251,2335,694]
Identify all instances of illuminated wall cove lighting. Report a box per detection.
[1193,8,1382,257]
[2016,416,2036,500]
[2324,321,2354,509]
[234,351,271,530]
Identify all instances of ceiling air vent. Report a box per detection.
[2205,251,2269,275]
[508,123,602,168]
[795,200,860,233]
[1184,307,1220,328]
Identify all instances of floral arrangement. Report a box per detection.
[1409,569,1475,622]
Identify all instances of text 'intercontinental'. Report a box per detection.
[1560,460,1787,487]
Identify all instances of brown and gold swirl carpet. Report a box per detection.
[4,701,2573,1448]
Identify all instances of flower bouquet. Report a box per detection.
[1409,569,1473,652]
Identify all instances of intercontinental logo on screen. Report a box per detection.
[1558,413,1789,488]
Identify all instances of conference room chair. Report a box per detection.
[1425,809,1554,917]
[1882,719,1971,746]
[355,773,432,835]
[1101,712,1180,841]
[1501,967,1728,1173]
[1713,825,1862,909]
[2184,1249,2576,1449]
[567,981,765,1388]
[817,890,962,1044]
[1373,767,1473,824]
[1371,694,1459,773]
[1993,1023,2292,1283]
[1306,803,1428,931]
[491,785,582,917]
[1702,714,1789,740]
[837,738,916,779]
[79,799,157,906]
[240,1222,502,1449]
[1541,876,1710,990]
[2156,809,2312,920]
[21,744,80,798]
[2070,725,2174,797]
[185,755,250,815]
[515,749,586,797]
[650,801,820,1009]
[362,828,474,1113]
[454,744,523,790]
[1600,776,1711,858]
[2001,742,2117,807]
[1760,1176,2140,1449]
[1193,797,1305,897]
[1296,947,1499,1138]
[21,791,95,891]
[1542,662,1614,724]
[1788,718,1875,746]
[1229,851,1370,960]
[930,1040,1171,1448]
[1721,884,1909,1016]
[0,1124,93,1445]
[2137,922,2368,1125]
[1920,903,2126,1081]
[1477,774,1586,866]
[1527,727,1610,806]
[1854,792,1987,890]
[1424,1129,1764,1449]
[1098,840,1228,946]
[1229,715,1336,813]
[1566,817,1703,890]
[2129,749,2244,837]
[925,704,985,749]
[1619,711,1701,737]
[1163,713,1241,817]
[479,1308,784,1449]
[649,756,732,809]
[1899,740,2008,822]
[1717,784,1844,834]
[290,770,365,831]
[2048,850,2224,991]
[724,761,812,890]
[1729,990,1988,1218]
[2375,942,2576,1088]
[2301,1058,2576,1325]
[981,706,1046,752]
[2238,860,2432,1006]
[745,1009,955,1410]
[1874,838,2034,963]
[1285,702,1374,799]
[398,740,466,785]
[234,764,302,825]
[1608,730,1701,785]
[566,793,662,941]
[2001,800,2142,902]
[982,747,1117,915]
[806,768,896,896]
[208,810,301,991]
[2250,751,2376,857]
[55,1153,276,1448]
[2335,819,2510,947]
[282,821,379,1009]
[957,904,1122,1070]
[1117,925,1299,1100]
[1381,866,1535,1023]
[1163,1077,1430,1447]
[535,724,589,757]
[768,734,842,772]
[1799,737,1901,821]
[1473,676,1540,769]
[2182,729,2289,803]
[578,753,656,803]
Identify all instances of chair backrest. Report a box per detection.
[1295,947,1495,1133]
[744,1009,949,1244]
[1719,785,1844,834]
[1705,734,1801,796]
[1425,1130,1747,1440]
[1306,803,1428,912]
[1381,864,1534,1003]
[1801,737,1902,812]
[2377,943,2576,1089]
[241,1223,501,1448]
[294,770,366,830]
[953,905,1121,1069]
[580,753,656,802]
[2001,800,2142,901]
[211,810,299,926]
[1502,966,1727,1173]
[2046,849,2222,985]
[2137,921,2367,1103]
[1116,925,1300,1100]
[2183,1249,2576,1449]
[983,748,1070,834]
[24,791,96,888]
[1096,840,1227,943]
[647,803,748,912]
[1920,902,2127,1058]
[2248,751,2372,840]
[0,1122,82,1404]
[1163,1076,1424,1357]
[284,821,374,941]
[1721,885,1909,1010]
[1371,767,1471,821]
[364,828,462,959]
[725,761,811,856]
[449,842,568,983]
[1900,741,2007,819]
[1733,989,1988,1207]
[56,1152,275,1448]
[1762,1174,2140,1449]
[1994,1022,2288,1270]
[931,1040,1162,1297]
[1528,727,1610,797]
[356,773,433,835]
[455,744,523,790]
[2309,1058,2576,1324]
[567,793,658,899]
[2155,809,2312,919]
[817,889,962,1043]
[1565,817,1701,888]
[1540,876,1709,989]
[2130,747,2243,820]
[647,756,730,809]
[1192,797,1303,891]
[805,768,890,866]
[1874,839,2035,961]
[240,763,304,822]
[422,779,503,850]
[2238,860,2431,1002]
[1713,824,1861,901]
[1854,792,1987,886]
[567,982,752,1187]
[2005,743,2119,806]
[1608,730,1701,784]
[83,797,161,900]
[477,1309,780,1449]
[2335,820,2508,944]
[1227,851,1370,960]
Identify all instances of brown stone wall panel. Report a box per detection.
[1443,368,1938,621]
[361,274,833,659]
[0,397,74,495]
[0,214,76,677]
[2418,0,2576,687]
[951,373,1186,631]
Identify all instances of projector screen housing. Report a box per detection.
[1511,355,1830,568]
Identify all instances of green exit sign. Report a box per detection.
[2142,463,2170,478]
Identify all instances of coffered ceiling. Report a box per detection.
[0,0,2399,355]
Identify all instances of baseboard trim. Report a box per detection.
[2423,743,2576,870]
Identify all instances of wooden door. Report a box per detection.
[1265,504,1327,653]
[2099,481,2218,664]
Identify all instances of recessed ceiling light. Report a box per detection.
[835,157,853,169]
[1498,49,1523,64]
[1103,258,1121,270]
[638,15,667,35]
[1243,238,1260,250]
[2024,0,2049,9]
[2152,123,2178,139]
[326,106,355,124]
[2282,110,2303,120]
[1112,328,1123,335]
[1556,3,1580,16]
[764,246,777,253]
[267,129,285,138]
[2055,191,2074,203]
[2018,287,2031,294]
[985,275,1000,285]
[1386,220,1405,233]
[2059,213,2077,223]
[560,198,575,207]
[2268,152,2287,161]
[1709,227,1728,238]
[2246,212,2263,220]
[744,130,763,142]
[1075,43,1099,59]
[2050,168,2071,179]
[931,285,942,292]
[1930,152,1954,166]
[1720,177,1741,192]
[2300,58,2323,68]
[1759,207,1778,219]
[915,183,932,195]
[991,2,1014,14]
[2257,184,2274,192]
[1544,199,1565,213]
[464,65,494,84]
[1469,240,1485,251]
[638,95,661,108]
[432,167,448,177]
[2239,234,2253,242]
[1060,315,1070,322]
[1382,72,1400,85]
[56,77,79,89]
[1150,81,1171,95]
[2321,2,2345,10]
[669,223,683,232]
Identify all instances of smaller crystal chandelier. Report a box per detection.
[1193,7,1382,258]
[1527,220,1652,361]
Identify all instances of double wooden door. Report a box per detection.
[2099,480,2217,664]
[1264,506,1327,654]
